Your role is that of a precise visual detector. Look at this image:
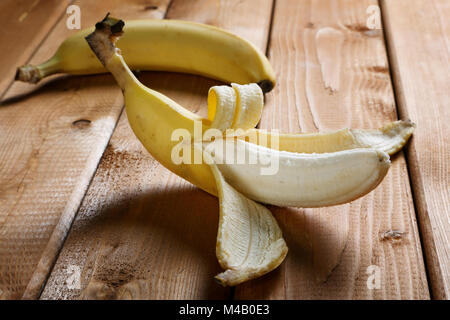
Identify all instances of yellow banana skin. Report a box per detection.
[246,119,415,155]
[124,79,219,195]
[16,19,276,92]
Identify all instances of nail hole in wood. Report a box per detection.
[72,119,92,128]
[144,5,158,11]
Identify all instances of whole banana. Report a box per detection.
[16,18,276,92]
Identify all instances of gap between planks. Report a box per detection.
[35,0,178,300]
[377,0,433,300]
[380,0,450,300]
[0,0,174,300]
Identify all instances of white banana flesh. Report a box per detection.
[208,85,237,131]
[230,83,264,130]
[206,140,391,207]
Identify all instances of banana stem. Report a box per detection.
[15,58,60,84]
[85,14,137,90]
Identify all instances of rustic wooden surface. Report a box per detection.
[40,0,274,300]
[0,0,447,300]
[235,0,428,300]
[381,0,450,300]
[0,0,172,300]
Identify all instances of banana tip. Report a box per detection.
[15,65,41,83]
[213,276,229,287]
[376,150,391,166]
[257,79,275,93]
[404,119,416,129]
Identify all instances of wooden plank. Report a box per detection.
[0,0,71,96]
[0,0,172,300]
[165,0,272,52]
[235,0,429,299]
[40,0,274,299]
[380,0,450,299]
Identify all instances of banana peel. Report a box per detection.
[207,157,288,286]
[76,15,414,286]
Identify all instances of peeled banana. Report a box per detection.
[210,140,390,207]
[80,16,413,286]
[83,18,407,206]
[16,18,276,92]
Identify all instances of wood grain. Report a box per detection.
[0,0,172,300]
[380,0,450,299]
[234,0,429,299]
[40,74,228,300]
[40,0,275,300]
[0,0,71,97]
[165,0,273,51]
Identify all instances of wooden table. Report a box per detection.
[0,0,448,300]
